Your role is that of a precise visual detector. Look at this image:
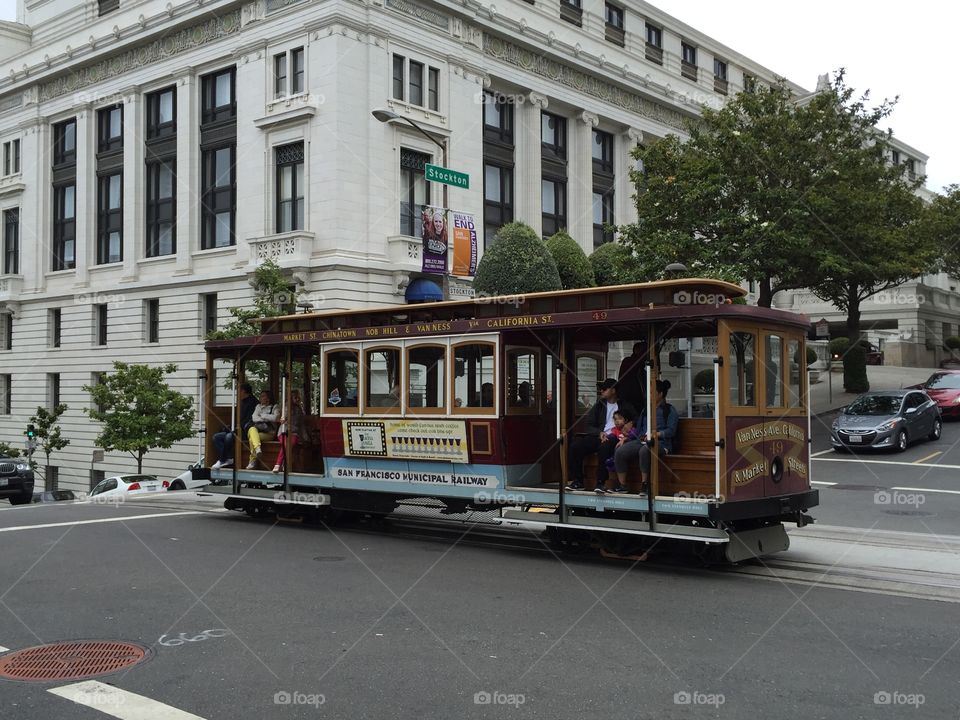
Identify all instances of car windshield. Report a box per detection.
[845,396,903,416]
[924,373,960,390]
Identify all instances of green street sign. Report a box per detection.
[425,163,469,189]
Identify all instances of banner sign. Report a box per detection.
[331,465,498,488]
[420,205,448,274]
[452,211,478,277]
[343,418,469,463]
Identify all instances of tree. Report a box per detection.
[544,230,595,289]
[924,185,960,277]
[206,258,294,340]
[84,362,194,473]
[589,241,643,286]
[28,404,70,481]
[473,222,562,295]
[0,442,21,458]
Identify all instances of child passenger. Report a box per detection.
[599,410,634,493]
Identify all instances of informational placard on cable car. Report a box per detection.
[724,418,809,499]
[343,419,469,463]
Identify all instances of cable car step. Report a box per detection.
[501,510,729,542]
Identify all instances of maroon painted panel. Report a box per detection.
[319,418,345,456]
[502,416,553,464]
[725,417,809,501]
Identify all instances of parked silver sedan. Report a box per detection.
[831,390,942,452]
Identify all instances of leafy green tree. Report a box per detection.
[84,362,194,473]
[474,222,562,295]
[923,185,960,277]
[207,258,294,340]
[544,230,595,289]
[589,241,643,286]
[0,442,21,458]
[29,404,69,479]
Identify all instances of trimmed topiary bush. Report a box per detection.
[589,241,641,286]
[544,230,595,290]
[829,337,850,359]
[946,336,960,351]
[694,368,715,393]
[843,344,869,393]
[794,346,818,366]
[473,222,562,296]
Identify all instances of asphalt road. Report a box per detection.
[1,497,958,720]
[809,411,960,535]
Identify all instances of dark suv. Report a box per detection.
[0,455,35,505]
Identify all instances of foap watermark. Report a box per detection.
[474,690,526,707]
[674,490,725,503]
[474,291,526,308]
[874,490,925,508]
[74,90,125,106]
[272,491,320,504]
[273,691,326,708]
[674,690,725,707]
[474,490,524,505]
[873,290,925,306]
[474,90,528,106]
[74,291,126,308]
[873,690,924,708]
[673,290,729,308]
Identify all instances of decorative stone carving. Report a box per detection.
[38,10,241,102]
[266,0,308,9]
[579,110,599,127]
[527,91,548,109]
[0,94,23,113]
[385,0,449,30]
[255,237,299,262]
[242,0,266,25]
[484,36,687,131]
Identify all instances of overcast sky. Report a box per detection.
[0,0,954,193]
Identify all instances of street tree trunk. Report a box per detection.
[757,277,773,308]
[846,284,861,343]
[137,452,144,474]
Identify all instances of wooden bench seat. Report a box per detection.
[239,417,324,474]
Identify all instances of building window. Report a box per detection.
[905,158,917,180]
[145,299,160,343]
[743,74,757,93]
[483,93,513,144]
[98,0,119,16]
[52,184,76,271]
[0,313,10,350]
[90,469,105,490]
[275,142,305,233]
[714,58,729,94]
[592,129,613,173]
[201,146,235,249]
[559,0,582,27]
[593,191,615,247]
[483,163,513,248]
[273,49,303,99]
[391,54,441,111]
[53,119,76,167]
[891,149,900,165]
[201,68,235,125]
[3,139,20,175]
[98,106,122,153]
[541,178,566,237]
[541,113,566,158]
[91,371,108,413]
[97,173,123,264]
[291,47,305,94]
[47,373,60,410]
[604,2,624,44]
[400,148,431,237]
[681,43,698,80]
[0,374,9,414]
[3,208,18,274]
[645,24,663,64]
[274,53,287,99]
[146,87,176,139]
[145,160,176,257]
[49,308,62,348]
[202,293,218,336]
[95,303,108,346]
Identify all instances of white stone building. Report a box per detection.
[0,0,939,492]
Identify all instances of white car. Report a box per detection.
[168,461,212,491]
[89,474,168,499]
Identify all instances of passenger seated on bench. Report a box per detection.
[565,378,637,491]
[601,409,635,492]
[612,379,679,494]
[246,390,279,469]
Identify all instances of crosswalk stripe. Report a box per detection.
[810,481,837,486]
[0,511,200,533]
[48,680,206,719]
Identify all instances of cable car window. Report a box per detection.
[365,347,400,412]
[575,354,601,415]
[787,338,802,408]
[764,334,784,408]
[729,331,756,406]
[407,345,446,412]
[507,348,540,412]
[325,349,359,412]
[453,342,495,413]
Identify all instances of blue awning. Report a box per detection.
[405,278,443,303]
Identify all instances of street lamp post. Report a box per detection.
[372,109,450,300]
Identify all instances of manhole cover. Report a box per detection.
[313,555,346,562]
[0,641,149,682]
[883,510,935,517]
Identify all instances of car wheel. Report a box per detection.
[895,429,908,453]
[929,419,942,441]
[10,492,32,505]
[170,480,185,491]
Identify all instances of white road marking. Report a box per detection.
[49,680,207,719]
[0,511,200,533]
[0,645,8,652]
[810,481,837,486]
[813,457,960,470]
[810,449,835,457]
[893,486,960,496]
[914,451,942,464]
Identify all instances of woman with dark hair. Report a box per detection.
[609,379,679,494]
[273,389,306,473]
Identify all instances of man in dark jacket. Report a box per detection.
[212,383,258,469]
[565,378,637,491]
[616,341,648,410]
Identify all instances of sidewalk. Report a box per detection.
[809,364,936,417]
